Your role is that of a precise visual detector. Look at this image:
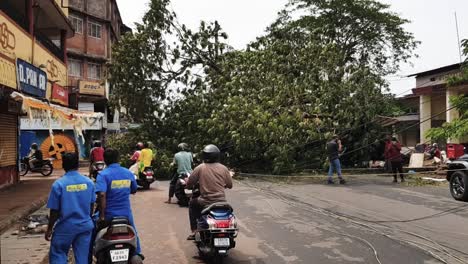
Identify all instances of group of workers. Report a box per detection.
[43,140,233,263]
[45,145,143,263]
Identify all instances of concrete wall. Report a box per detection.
[431,94,447,121]
[87,0,107,19]
[416,69,461,88]
[69,0,84,10]
[0,166,18,190]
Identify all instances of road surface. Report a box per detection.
[132,177,468,264]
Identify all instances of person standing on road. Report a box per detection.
[45,152,95,264]
[326,135,346,184]
[166,142,193,204]
[385,137,404,183]
[186,144,233,240]
[96,148,143,260]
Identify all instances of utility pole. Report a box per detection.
[455,12,462,63]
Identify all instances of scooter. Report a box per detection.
[136,166,155,190]
[194,202,238,264]
[94,217,143,264]
[174,172,191,207]
[91,161,106,180]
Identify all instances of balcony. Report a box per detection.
[35,31,65,61]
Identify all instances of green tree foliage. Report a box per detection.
[427,39,468,141]
[108,0,417,173]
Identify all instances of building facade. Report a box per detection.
[66,0,130,155]
[0,0,74,188]
[395,63,468,148]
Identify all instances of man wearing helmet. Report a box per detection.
[89,141,104,176]
[166,143,193,204]
[27,143,43,169]
[186,144,233,240]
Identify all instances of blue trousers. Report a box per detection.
[50,229,93,264]
[328,159,343,179]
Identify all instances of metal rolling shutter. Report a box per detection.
[0,113,18,167]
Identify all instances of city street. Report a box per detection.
[133,178,468,264]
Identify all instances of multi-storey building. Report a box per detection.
[0,0,74,188]
[66,0,130,154]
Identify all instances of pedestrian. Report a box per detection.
[326,135,346,184]
[45,152,95,264]
[385,136,404,183]
[384,135,393,173]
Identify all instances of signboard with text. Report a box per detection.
[16,58,47,98]
[51,83,69,106]
[20,117,102,130]
[79,81,105,96]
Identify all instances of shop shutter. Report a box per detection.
[0,113,18,167]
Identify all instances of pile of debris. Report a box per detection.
[17,214,49,236]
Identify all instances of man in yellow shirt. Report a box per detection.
[138,142,154,172]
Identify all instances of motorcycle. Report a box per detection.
[194,202,238,264]
[91,161,106,180]
[94,217,143,264]
[19,157,54,176]
[136,166,155,190]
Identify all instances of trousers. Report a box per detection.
[50,229,93,264]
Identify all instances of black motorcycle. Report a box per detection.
[19,157,53,176]
[91,161,106,180]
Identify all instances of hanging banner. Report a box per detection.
[79,80,105,96]
[51,83,69,106]
[16,58,47,98]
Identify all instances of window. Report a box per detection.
[88,63,102,80]
[88,21,102,39]
[69,15,83,34]
[68,59,82,77]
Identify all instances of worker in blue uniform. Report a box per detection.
[96,148,143,260]
[45,152,95,264]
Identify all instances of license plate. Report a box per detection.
[214,238,230,247]
[146,176,153,179]
[110,249,129,262]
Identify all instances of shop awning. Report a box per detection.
[10,92,104,145]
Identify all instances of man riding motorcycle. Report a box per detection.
[95,148,144,261]
[27,143,43,169]
[167,143,193,205]
[186,144,233,240]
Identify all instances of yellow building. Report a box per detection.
[0,0,73,188]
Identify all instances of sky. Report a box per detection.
[116,0,468,96]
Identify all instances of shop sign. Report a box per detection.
[0,55,17,89]
[79,81,105,96]
[51,83,69,106]
[16,58,47,98]
[20,117,102,130]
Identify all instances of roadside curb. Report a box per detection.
[0,195,48,235]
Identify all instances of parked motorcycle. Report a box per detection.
[94,217,143,264]
[19,157,53,176]
[136,166,155,190]
[91,161,106,180]
[194,202,238,264]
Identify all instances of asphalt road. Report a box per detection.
[132,177,468,264]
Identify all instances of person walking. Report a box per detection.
[385,137,404,183]
[326,135,346,184]
[45,152,95,264]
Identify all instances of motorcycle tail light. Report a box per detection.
[214,220,231,229]
[103,226,135,240]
